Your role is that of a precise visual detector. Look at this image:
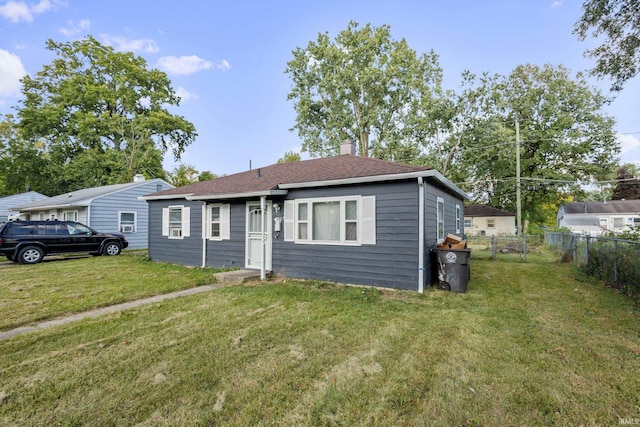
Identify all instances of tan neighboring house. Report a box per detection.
[464,204,516,236]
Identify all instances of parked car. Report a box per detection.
[0,220,128,264]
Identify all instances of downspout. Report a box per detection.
[260,196,266,280]
[201,203,207,268]
[86,205,91,227]
[418,177,425,293]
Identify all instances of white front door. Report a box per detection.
[246,202,272,270]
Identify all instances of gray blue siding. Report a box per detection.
[88,179,172,249]
[147,177,465,291]
[148,200,205,264]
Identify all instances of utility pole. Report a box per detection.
[515,117,522,236]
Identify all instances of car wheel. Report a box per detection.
[103,242,122,256]
[18,246,45,264]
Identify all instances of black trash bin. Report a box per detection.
[432,248,472,293]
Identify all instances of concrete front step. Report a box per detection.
[214,269,265,284]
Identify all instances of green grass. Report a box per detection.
[0,251,221,331]
[0,250,638,425]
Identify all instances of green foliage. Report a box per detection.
[574,0,640,91]
[166,163,218,186]
[285,21,444,161]
[12,36,196,195]
[580,238,640,298]
[1,255,638,425]
[277,150,301,163]
[198,170,218,182]
[611,163,640,200]
[447,64,618,226]
[0,115,50,195]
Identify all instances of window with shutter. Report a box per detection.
[286,196,376,246]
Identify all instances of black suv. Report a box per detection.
[0,220,128,264]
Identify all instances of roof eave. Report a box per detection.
[140,193,195,201]
[186,190,289,201]
[12,202,90,212]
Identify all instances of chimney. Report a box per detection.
[133,174,146,183]
[340,139,356,156]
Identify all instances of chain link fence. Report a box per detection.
[466,235,543,261]
[545,232,640,300]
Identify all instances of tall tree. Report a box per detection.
[574,0,640,91]
[277,150,301,163]
[612,163,640,200]
[285,21,444,161]
[0,114,50,195]
[167,164,217,187]
[16,36,196,194]
[447,64,619,225]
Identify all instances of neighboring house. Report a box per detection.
[0,191,49,223]
[12,175,173,249]
[142,142,469,292]
[464,204,516,236]
[557,200,640,236]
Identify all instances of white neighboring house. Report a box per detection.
[557,200,640,236]
[11,175,173,249]
[463,204,516,236]
[0,191,49,223]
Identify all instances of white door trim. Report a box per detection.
[245,201,272,271]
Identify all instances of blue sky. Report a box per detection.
[1,0,639,177]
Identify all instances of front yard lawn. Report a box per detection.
[0,251,638,425]
[0,251,220,331]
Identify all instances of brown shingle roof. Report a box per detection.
[151,155,430,198]
[464,204,514,217]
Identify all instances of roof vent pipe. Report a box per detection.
[340,139,356,156]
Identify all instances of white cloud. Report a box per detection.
[157,55,215,75]
[549,1,562,8]
[0,49,27,97]
[214,59,231,71]
[59,18,90,37]
[175,86,197,102]
[619,133,640,155]
[0,0,64,23]
[100,34,160,53]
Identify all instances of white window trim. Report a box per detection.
[162,205,191,239]
[118,211,137,233]
[63,210,78,221]
[206,203,230,241]
[437,197,445,243]
[464,217,472,229]
[455,204,461,234]
[612,217,624,229]
[284,195,376,246]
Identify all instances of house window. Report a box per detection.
[162,205,191,239]
[119,211,137,233]
[456,204,461,234]
[63,210,78,221]
[437,197,444,243]
[39,213,45,220]
[487,218,496,229]
[297,202,308,240]
[207,204,230,240]
[464,218,472,229]
[169,207,183,237]
[284,196,376,245]
[613,217,624,229]
[633,218,640,228]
